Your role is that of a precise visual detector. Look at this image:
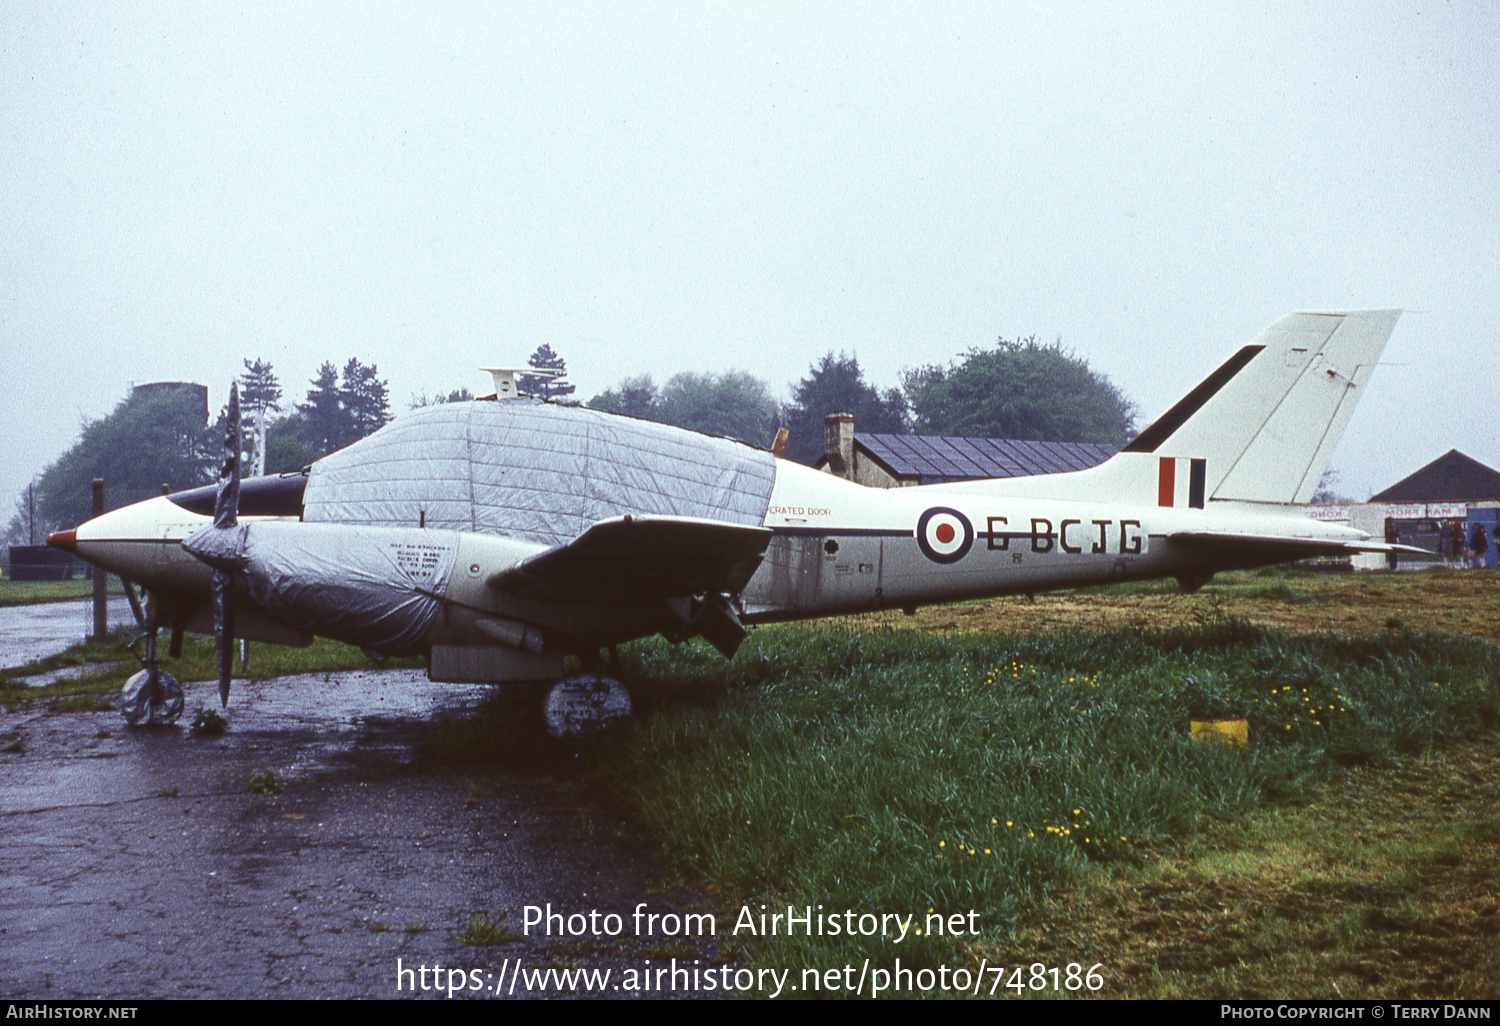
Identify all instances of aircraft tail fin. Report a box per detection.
[1125,310,1399,505]
[954,310,1400,507]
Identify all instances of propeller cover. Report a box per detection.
[182,522,249,573]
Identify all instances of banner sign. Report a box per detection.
[1305,506,1350,522]
[1383,504,1425,520]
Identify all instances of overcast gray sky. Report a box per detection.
[3,2,1496,515]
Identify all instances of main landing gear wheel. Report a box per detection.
[542,673,631,740]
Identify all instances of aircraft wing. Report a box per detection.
[1170,531,1429,566]
[487,515,773,604]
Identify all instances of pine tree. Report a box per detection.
[238,359,282,474]
[298,362,344,455]
[239,359,282,417]
[339,358,391,444]
[519,345,576,400]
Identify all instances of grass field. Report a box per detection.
[8,566,1500,997]
[561,566,1498,998]
[869,565,1500,644]
[0,578,124,607]
[979,730,1500,998]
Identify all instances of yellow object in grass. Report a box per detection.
[1189,718,1248,748]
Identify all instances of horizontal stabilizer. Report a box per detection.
[1171,531,1428,569]
[488,515,772,602]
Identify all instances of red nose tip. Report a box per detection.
[47,530,77,553]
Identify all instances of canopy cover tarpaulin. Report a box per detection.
[302,401,780,545]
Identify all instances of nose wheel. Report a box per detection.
[121,664,184,726]
[122,609,184,726]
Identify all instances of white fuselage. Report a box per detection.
[740,459,1366,620]
[64,455,1372,657]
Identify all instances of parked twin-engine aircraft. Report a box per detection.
[51,310,1410,732]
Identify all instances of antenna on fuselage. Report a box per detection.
[480,367,560,400]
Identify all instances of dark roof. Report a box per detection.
[1369,450,1500,503]
[855,434,1117,482]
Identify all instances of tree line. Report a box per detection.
[10,359,391,541]
[9,336,1136,544]
[407,339,1136,465]
[588,338,1136,466]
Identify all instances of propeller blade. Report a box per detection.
[213,383,241,706]
[214,567,234,707]
[215,384,241,530]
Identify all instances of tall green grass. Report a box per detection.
[569,619,1499,975]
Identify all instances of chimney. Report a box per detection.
[824,411,854,480]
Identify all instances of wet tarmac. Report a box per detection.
[1,669,725,999]
[0,596,136,670]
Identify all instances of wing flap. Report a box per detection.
[487,515,773,603]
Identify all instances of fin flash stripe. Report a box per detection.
[1158,457,1207,508]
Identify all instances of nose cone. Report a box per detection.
[44,495,210,584]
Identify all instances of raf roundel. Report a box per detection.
[916,507,974,564]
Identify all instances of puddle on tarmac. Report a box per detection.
[0,668,723,999]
